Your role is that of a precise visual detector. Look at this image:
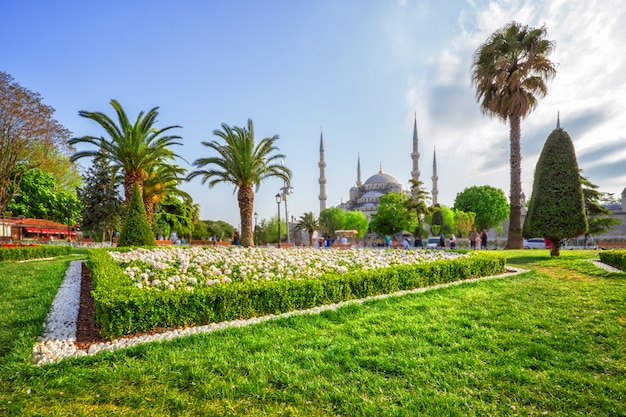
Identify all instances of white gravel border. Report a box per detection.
[34,261,529,365]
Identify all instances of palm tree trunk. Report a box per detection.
[506,114,524,249]
[144,199,154,225]
[237,185,254,247]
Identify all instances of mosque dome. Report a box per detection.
[363,165,399,186]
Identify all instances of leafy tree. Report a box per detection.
[405,178,431,237]
[453,185,509,231]
[191,220,210,241]
[69,99,183,207]
[117,184,155,247]
[294,211,321,246]
[319,207,346,237]
[0,71,72,214]
[472,22,557,249]
[580,173,622,236]
[187,119,291,247]
[205,220,234,241]
[142,163,190,225]
[343,210,369,238]
[370,193,416,237]
[453,209,476,238]
[77,159,124,242]
[7,167,82,224]
[523,126,587,257]
[264,216,286,244]
[152,195,193,241]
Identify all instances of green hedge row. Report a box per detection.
[88,249,507,340]
[598,250,626,271]
[0,245,72,262]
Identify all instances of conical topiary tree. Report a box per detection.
[117,184,156,247]
[523,122,587,257]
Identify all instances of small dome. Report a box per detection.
[361,190,383,199]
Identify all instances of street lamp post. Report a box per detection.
[281,184,293,244]
[254,212,258,246]
[391,206,397,247]
[275,194,282,248]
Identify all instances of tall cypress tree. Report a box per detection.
[523,123,587,256]
[117,184,156,247]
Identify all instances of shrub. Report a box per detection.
[117,184,156,247]
[88,249,506,339]
[0,244,71,262]
[598,250,626,271]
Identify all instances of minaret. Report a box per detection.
[411,113,420,182]
[431,147,439,206]
[318,130,327,212]
[356,154,362,187]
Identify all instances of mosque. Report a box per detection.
[318,115,437,220]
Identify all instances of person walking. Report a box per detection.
[439,233,446,249]
[480,229,488,250]
[469,228,478,250]
[450,234,456,249]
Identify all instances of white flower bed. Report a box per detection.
[108,247,466,291]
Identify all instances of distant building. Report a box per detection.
[322,115,437,220]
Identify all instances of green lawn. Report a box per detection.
[0,250,624,416]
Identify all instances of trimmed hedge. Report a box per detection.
[88,249,507,340]
[598,250,626,271]
[0,245,72,262]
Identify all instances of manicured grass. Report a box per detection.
[0,250,624,416]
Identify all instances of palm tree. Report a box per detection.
[69,99,183,206]
[187,119,291,247]
[142,164,191,224]
[294,212,321,247]
[471,22,556,249]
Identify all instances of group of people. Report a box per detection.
[468,228,489,250]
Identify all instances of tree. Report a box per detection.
[294,211,320,246]
[0,71,72,214]
[187,119,291,247]
[472,22,557,249]
[370,193,416,237]
[117,184,156,247]
[69,99,183,207]
[7,167,82,224]
[77,159,124,242]
[453,209,476,238]
[264,216,286,244]
[453,185,510,231]
[405,178,431,237]
[142,164,190,224]
[205,220,234,241]
[429,205,443,236]
[343,210,369,238]
[319,207,346,237]
[580,173,622,236]
[523,126,587,257]
[152,195,194,241]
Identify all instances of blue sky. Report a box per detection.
[3,0,626,227]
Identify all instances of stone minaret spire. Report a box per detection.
[557,111,561,129]
[431,147,439,205]
[318,130,327,213]
[411,113,420,182]
[356,154,362,187]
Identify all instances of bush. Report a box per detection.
[117,184,156,247]
[0,244,72,262]
[598,250,626,271]
[88,249,506,339]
